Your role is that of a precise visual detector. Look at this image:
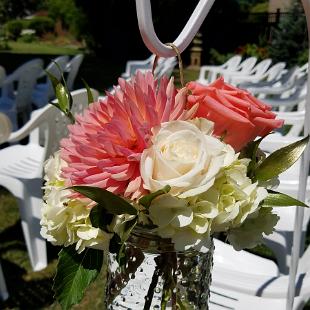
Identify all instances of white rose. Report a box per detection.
[140,119,236,198]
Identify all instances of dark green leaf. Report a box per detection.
[53,246,103,310]
[139,185,171,208]
[255,135,309,181]
[262,190,309,208]
[120,218,137,241]
[240,136,266,178]
[69,186,137,215]
[109,233,122,254]
[89,204,114,230]
[81,78,94,105]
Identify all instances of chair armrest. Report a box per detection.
[7,105,54,143]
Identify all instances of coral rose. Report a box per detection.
[187,78,284,151]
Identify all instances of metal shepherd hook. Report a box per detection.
[135,0,310,309]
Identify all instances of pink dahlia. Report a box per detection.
[60,72,197,199]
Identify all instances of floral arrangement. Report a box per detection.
[41,71,308,309]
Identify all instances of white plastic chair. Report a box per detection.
[121,54,156,79]
[210,243,310,310]
[32,56,69,108]
[240,66,302,97]
[197,55,242,84]
[263,74,308,112]
[0,88,99,271]
[0,59,43,130]
[65,54,84,91]
[227,58,272,85]
[154,57,177,78]
[0,262,8,301]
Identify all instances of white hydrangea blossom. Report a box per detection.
[148,157,273,252]
[227,207,279,250]
[41,151,112,253]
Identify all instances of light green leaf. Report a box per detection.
[46,70,60,91]
[53,246,103,310]
[139,185,171,209]
[262,190,308,208]
[70,186,138,215]
[255,135,309,181]
[81,78,94,105]
[55,83,69,111]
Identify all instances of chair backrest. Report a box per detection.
[250,58,272,76]
[265,62,286,82]
[222,55,242,70]
[65,54,85,91]
[12,59,44,112]
[155,57,177,78]
[44,55,69,79]
[45,88,98,157]
[44,55,70,99]
[237,56,257,74]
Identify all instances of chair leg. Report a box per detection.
[0,175,47,271]
[0,262,8,301]
[18,194,47,271]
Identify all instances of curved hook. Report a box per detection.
[135,0,216,57]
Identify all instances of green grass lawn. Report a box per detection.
[1,41,81,55]
[0,187,106,309]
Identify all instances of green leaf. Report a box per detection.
[255,135,309,181]
[240,136,267,178]
[81,78,94,105]
[262,190,308,208]
[46,70,60,91]
[55,83,69,111]
[119,217,137,242]
[69,186,138,215]
[139,185,171,208]
[53,246,103,310]
[53,62,73,111]
[89,204,114,230]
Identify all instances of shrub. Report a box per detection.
[208,49,235,65]
[5,20,24,40]
[269,0,308,66]
[236,43,269,60]
[18,33,37,43]
[28,16,55,37]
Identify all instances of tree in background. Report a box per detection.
[0,0,39,23]
[43,0,87,40]
[269,0,308,66]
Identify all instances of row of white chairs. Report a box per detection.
[121,54,177,80]
[197,55,285,86]
[0,54,84,131]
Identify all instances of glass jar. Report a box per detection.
[106,226,214,309]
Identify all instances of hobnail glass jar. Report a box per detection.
[106,226,214,309]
